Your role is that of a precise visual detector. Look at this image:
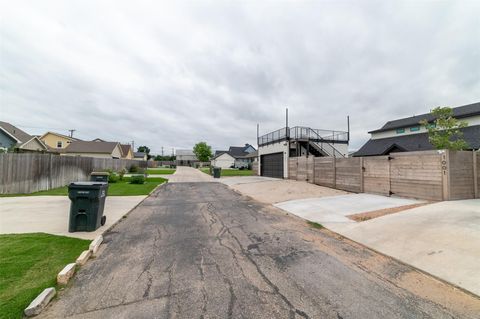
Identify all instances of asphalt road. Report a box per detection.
[41,182,480,319]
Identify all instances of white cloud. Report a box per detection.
[1,0,479,153]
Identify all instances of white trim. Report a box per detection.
[19,136,48,150]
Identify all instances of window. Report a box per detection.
[428,123,436,129]
[410,126,420,132]
[396,128,405,134]
[57,141,63,148]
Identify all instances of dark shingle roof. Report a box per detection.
[120,144,131,156]
[134,152,146,158]
[65,141,119,153]
[355,125,480,156]
[0,121,32,144]
[370,102,480,133]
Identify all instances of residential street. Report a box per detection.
[40,181,480,318]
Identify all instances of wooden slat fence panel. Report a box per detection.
[288,158,297,180]
[313,157,335,188]
[390,151,443,201]
[0,154,141,194]
[363,156,390,195]
[335,157,362,192]
[448,151,475,200]
[296,157,308,181]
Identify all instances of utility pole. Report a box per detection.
[68,129,76,138]
[131,140,135,152]
[256,123,259,148]
[286,107,289,128]
[347,115,350,142]
[161,146,164,157]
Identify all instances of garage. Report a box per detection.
[261,153,284,178]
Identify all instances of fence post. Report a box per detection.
[332,156,336,188]
[474,151,478,198]
[359,157,364,193]
[441,150,450,201]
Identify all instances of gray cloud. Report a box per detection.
[1,0,479,153]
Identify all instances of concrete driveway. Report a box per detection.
[0,196,146,239]
[38,183,479,318]
[228,178,348,204]
[167,166,214,183]
[327,199,480,296]
[275,194,424,224]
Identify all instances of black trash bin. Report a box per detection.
[68,182,108,232]
[213,167,221,178]
[90,172,110,183]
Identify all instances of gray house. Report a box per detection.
[0,121,48,152]
[176,149,198,166]
[211,144,256,169]
[355,102,480,156]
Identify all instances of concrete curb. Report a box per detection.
[89,235,103,255]
[24,287,56,317]
[57,263,76,285]
[76,250,92,266]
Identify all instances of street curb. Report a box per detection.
[57,263,76,285]
[24,287,56,317]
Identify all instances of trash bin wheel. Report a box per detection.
[101,215,106,226]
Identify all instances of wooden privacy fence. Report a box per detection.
[288,150,480,201]
[0,153,146,194]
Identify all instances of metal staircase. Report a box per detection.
[289,127,346,158]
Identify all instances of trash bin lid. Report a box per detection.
[69,181,108,186]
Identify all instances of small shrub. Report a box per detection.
[129,175,145,184]
[129,165,138,173]
[239,166,245,170]
[108,174,118,183]
[118,169,126,181]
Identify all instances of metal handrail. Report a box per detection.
[258,126,348,147]
[307,128,345,157]
[258,127,288,146]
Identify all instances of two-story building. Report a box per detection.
[355,102,480,156]
[211,144,256,169]
[39,131,80,151]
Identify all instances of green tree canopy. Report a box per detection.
[137,146,152,160]
[420,106,468,150]
[193,142,212,162]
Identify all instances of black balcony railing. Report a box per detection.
[258,126,348,146]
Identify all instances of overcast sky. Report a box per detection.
[1,1,479,154]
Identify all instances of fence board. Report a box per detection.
[313,157,335,188]
[363,156,390,195]
[0,154,143,194]
[335,157,362,192]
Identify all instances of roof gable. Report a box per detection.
[0,121,32,143]
[40,131,79,141]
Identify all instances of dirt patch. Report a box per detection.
[230,180,348,204]
[348,203,430,222]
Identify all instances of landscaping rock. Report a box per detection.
[57,263,76,285]
[89,235,103,255]
[24,287,56,317]
[76,250,92,266]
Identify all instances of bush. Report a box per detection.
[118,169,126,181]
[108,173,118,183]
[128,165,138,173]
[129,175,145,184]
[239,166,245,170]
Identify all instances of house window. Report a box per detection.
[428,123,436,129]
[57,141,63,148]
[410,126,420,132]
[396,128,405,134]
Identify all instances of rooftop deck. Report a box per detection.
[258,126,349,146]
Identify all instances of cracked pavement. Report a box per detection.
[40,182,480,318]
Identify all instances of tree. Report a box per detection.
[193,142,212,162]
[420,106,468,150]
[137,146,152,160]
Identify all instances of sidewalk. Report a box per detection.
[0,196,146,239]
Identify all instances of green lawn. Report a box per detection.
[0,177,167,197]
[145,168,175,175]
[0,233,90,319]
[200,168,253,177]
